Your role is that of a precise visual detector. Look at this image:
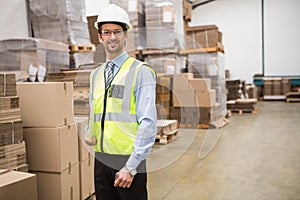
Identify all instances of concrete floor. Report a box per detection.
[147,101,300,200]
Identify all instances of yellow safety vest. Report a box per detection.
[88,57,155,155]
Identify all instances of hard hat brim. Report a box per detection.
[94,21,132,32]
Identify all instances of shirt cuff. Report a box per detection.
[126,154,141,170]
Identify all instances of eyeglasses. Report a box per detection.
[101,29,124,37]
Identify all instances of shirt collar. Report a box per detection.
[106,51,129,70]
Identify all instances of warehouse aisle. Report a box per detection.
[148,101,300,200]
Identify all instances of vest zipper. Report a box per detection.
[100,88,109,153]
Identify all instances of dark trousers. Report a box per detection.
[94,153,148,200]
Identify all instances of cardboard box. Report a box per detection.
[188,78,211,91]
[0,38,69,73]
[173,91,195,107]
[34,163,80,200]
[173,73,194,91]
[0,170,38,200]
[186,25,222,48]
[195,90,216,107]
[79,155,94,200]
[0,73,17,97]
[23,123,78,172]
[157,75,171,88]
[0,142,26,170]
[183,0,192,21]
[75,116,94,162]
[17,82,74,127]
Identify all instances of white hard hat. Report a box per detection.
[94,4,132,31]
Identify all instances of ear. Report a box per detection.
[98,33,103,43]
[124,31,129,40]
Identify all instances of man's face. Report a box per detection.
[98,23,128,56]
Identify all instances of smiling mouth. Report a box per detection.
[108,42,118,47]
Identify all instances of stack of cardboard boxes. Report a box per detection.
[145,0,185,50]
[187,52,227,117]
[16,82,94,200]
[0,73,37,199]
[28,0,91,46]
[17,82,79,200]
[263,78,291,97]
[145,53,186,74]
[185,24,223,49]
[75,116,95,200]
[226,79,246,100]
[170,73,223,126]
[156,74,172,119]
[0,38,69,77]
[28,0,95,69]
[0,73,27,171]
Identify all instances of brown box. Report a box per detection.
[188,78,211,91]
[87,15,99,45]
[173,73,194,91]
[34,162,80,200]
[157,75,171,89]
[282,78,291,94]
[0,73,17,97]
[186,25,222,48]
[263,79,273,95]
[0,170,38,200]
[17,82,74,127]
[173,91,195,107]
[195,90,216,107]
[23,123,78,172]
[183,0,192,21]
[0,38,69,73]
[273,79,282,95]
[79,155,94,200]
[75,116,94,162]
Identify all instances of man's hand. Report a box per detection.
[84,132,96,146]
[114,167,134,188]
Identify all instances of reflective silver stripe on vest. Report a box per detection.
[92,59,143,123]
[91,65,103,101]
[121,59,141,115]
[94,113,136,123]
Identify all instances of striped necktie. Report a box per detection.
[105,61,114,90]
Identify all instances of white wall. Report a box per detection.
[190,0,300,83]
[0,0,29,39]
[264,0,300,76]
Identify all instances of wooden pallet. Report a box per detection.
[141,49,179,55]
[286,98,300,103]
[286,92,300,103]
[229,107,259,114]
[179,42,224,54]
[69,44,96,52]
[155,129,178,145]
[179,118,229,129]
[157,119,178,134]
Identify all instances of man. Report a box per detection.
[85,4,157,200]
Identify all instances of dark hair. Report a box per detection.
[97,22,127,34]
